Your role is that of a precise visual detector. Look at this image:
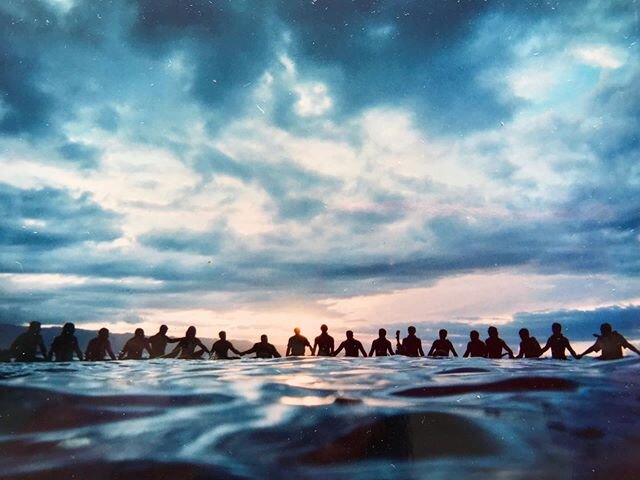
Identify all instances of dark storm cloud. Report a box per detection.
[0,183,121,250]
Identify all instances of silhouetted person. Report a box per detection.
[148,325,180,358]
[119,328,152,360]
[334,330,367,357]
[402,326,425,357]
[539,322,578,360]
[210,331,243,359]
[463,330,486,358]
[286,328,312,356]
[313,324,335,356]
[165,326,210,359]
[395,330,405,355]
[48,323,83,361]
[428,329,458,357]
[369,328,394,357]
[85,328,116,361]
[485,326,514,359]
[11,321,47,361]
[242,334,281,359]
[579,323,640,360]
[515,328,542,358]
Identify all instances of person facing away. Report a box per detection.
[166,326,210,359]
[148,324,180,358]
[242,334,282,359]
[463,330,486,358]
[428,329,458,357]
[313,324,335,356]
[579,323,640,360]
[539,322,578,360]
[211,331,243,359]
[85,328,116,361]
[119,328,152,360]
[369,328,394,357]
[485,326,514,359]
[516,328,542,359]
[11,321,47,362]
[402,326,425,357]
[48,322,83,361]
[286,327,312,356]
[334,330,367,357]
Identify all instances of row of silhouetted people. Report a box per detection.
[6,321,640,362]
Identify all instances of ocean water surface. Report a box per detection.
[1,356,639,479]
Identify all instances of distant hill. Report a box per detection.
[0,324,255,356]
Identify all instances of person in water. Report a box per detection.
[428,329,458,357]
[539,322,578,360]
[334,330,367,357]
[515,328,542,359]
[10,321,47,362]
[148,325,180,358]
[242,335,281,359]
[165,326,210,359]
[579,323,640,360]
[485,326,514,359]
[48,322,83,361]
[313,324,335,356]
[286,328,313,356]
[401,326,425,357]
[463,330,486,357]
[85,328,116,361]
[119,328,152,360]
[210,331,243,359]
[369,328,394,357]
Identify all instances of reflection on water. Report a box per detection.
[1,356,639,479]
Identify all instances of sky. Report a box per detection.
[1,0,639,348]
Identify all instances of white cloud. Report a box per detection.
[573,44,625,69]
[293,82,333,117]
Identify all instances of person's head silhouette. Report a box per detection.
[408,326,416,335]
[260,334,268,343]
[552,322,562,334]
[346,330,354,339]
[98,328,109,340]
[320,324,328,333]
[488,326,498,338]
[378,328,387,338]
[219,331,226,340]
[439,329,448,340]
[159,324,168,335]
[600,323,612,335]
[294,327,301,335]
[186,326,196,338]
[134,328,144,338]
[519,328,530,340]
[62,322,75,335]
[470,330,480,341]
[29,321,41,333]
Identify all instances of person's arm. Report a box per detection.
[47,339,57,361]
[565,340,578,359]
[144,340,152,357]
[164,340,183,358]
[449,341,458,358]
[286,340,291,357]
[305,338,313,354]
[578,342,599,359]
[118,340,129,360]
[271,345,282,358]
[358,342,367,358]
[38,337,47,358]
[418,341,425,357]
[532,338,542,357]
[242,345,256,356]
[73,338,83,361]
[428,342,436,356]
[196,339,210,354]
[229,343,243,356]
[620,335,640,355]
[463,343,471,358]
[312,339,318,356]
[539,338,551,356]
[516,342,524,359]
[368,342,375,357]
[502,341,514,359]
[107,341,116,360]
[387,342,394,356]
[330,338,335,355]
[166,337,180,343]
[333,342,344,357]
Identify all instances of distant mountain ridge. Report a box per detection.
[0,324,255,356]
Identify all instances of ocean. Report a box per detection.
[1,356,639,479]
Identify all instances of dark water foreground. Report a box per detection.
[0,357,639,480]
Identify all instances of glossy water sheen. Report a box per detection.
[1,357,639,480]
